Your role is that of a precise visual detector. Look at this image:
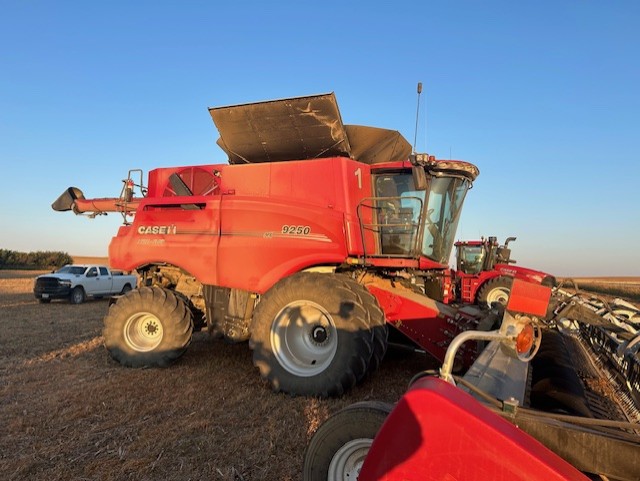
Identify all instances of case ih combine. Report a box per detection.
[454,236,556,306]
[53,93,639,479]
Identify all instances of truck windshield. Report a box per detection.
[56,266,87,275]
[373,172,470,263]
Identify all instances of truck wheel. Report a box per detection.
[303,401,393,481]
[103,286,193,368]
[120,283,132,295]
[250,273,373,397]
[70,286,85,304]
[338,275,388,374]
[477,276,513,308]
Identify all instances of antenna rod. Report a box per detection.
[413,82,423,153]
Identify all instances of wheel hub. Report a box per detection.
[271,300,338,377]
[124,312,164,352]
[487,287,510,306]
[328,438,373,481]
[312,325,328,344]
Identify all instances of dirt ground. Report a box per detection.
[0,270,431,481]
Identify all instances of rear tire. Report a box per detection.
[120,283,132,295]
[70,286,85,304]
[477,276,513,308]
[303,401,393,481]
[250,273,373,397]
[103,286,193,367]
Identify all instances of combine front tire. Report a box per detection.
[477,276,513,308]
[303,401,393,481]
[250,273,373,397]
[338,275,388,374]
[103,286,193,367]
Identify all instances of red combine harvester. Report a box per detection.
[454,236,556,306]
[53,94,639,478]
[54,93,490,397]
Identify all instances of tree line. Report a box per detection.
[0,249,73,269]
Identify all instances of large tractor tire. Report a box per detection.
[477,276,513,308]
[103,286,193,368]
[249,273,374,397]
[303,401,393,481]
[338,275,388,375]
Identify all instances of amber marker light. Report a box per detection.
[516,323,535,355]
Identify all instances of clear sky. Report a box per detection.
[1,1,638,276]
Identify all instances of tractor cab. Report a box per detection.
[456,237,516,275]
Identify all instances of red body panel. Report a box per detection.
[367,284,478,364]
[458,264,552,304]
[359,377,588,481]
[506,279,552,317]
[109,157,382,293]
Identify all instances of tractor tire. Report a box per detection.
[70,286,85,304]
[103,286,193,368]
[477,276,513,308]
[249,273,374,397]
[303,401,393,481]
[338,275,388,375]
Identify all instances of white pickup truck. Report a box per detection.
[34,265,137,304]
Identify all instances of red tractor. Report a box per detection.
[455,236,556,307]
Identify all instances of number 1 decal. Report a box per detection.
[355,167,362,189]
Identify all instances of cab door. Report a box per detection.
[84,267,110,295]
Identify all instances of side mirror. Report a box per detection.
[412,166,428,191]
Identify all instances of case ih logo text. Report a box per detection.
[138,225,177,235]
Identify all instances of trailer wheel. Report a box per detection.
[338,275,388,374]
[477,276,513,308]
[250,273,373,397]
[70,286,85,304]
[103,286,193,367]
[303,401,393,481]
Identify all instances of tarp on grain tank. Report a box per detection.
[209,93,411,165]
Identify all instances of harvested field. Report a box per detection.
[561,277,640,303]
[0,270,430,480]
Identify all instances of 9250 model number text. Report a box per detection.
[281,225,311,235]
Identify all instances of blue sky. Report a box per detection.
[1,1,638,276]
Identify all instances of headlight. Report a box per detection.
[59,280,72,287]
